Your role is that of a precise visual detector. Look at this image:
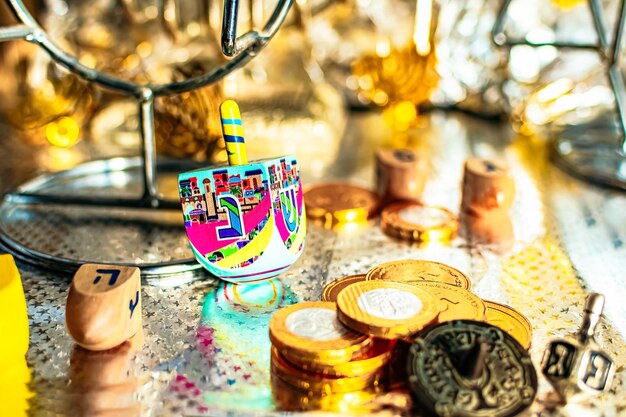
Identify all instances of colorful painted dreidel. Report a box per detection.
[178,100,306,282]
[66,264,142,351]
[541,293,616,398]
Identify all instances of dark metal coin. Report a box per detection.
[407,320,537,417]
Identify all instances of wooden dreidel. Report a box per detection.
[178,100,307,283]
[66,264,142,351]
[541,293,616,398]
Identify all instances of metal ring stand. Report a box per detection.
[0,0,293,278]
[492,0,626,191]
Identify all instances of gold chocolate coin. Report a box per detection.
[381,202,459,242]
[365,259,472,289]
[271,347,380,393]
[336,281,439,339]
[407,281,486,323]
[321,274,367,302]
[282,339,394,377]
[269,301,371,365]
[484,300,533,349]
[304,183,381,226]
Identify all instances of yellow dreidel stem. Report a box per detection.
[0,254,33,417]
[220,100,248,166]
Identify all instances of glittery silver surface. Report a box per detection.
[2,111,626,416]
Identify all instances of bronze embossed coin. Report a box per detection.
[304,183,381,227]
[407,320,537,417]
[381,203,459,242]
[484,300,532,350]
[365,260,472,289]
[408,281,486,323]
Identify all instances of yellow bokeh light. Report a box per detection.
[45,116,80,148]
[551,0,586,9]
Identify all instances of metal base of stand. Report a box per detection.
[550,124,626,191]
[0,157,211,282]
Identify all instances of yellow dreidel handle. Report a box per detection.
[0,254,33,417]
[220,100,248,166]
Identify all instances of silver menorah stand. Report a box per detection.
[0,0,293,280]
[493,0,626,191]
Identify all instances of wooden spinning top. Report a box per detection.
[66,264,142,351]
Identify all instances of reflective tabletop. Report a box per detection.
[2,110,626,416]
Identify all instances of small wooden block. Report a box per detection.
[66,264,142,351]
[0,254,29,370]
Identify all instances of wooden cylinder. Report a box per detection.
[375,148,427,204]
[461,157,515,217]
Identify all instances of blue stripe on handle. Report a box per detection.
[224,134,245,143]
[221,118,243,125]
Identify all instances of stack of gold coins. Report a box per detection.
[271,260,533,409]
[269,301,393,407]
[318,259,533,389]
